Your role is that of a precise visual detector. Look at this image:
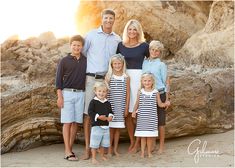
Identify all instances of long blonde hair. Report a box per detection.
[106,53,127,82]
[140,72,156,90]
[122,19,145,44]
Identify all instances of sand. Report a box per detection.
[1,130,234,167]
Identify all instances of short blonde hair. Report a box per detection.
[122,19,145,44]
[149,40,164,51]
[106,53,127,82]
[93,82,109,92]
[140,72,156,90]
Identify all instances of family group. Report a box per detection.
[55,8,170,164]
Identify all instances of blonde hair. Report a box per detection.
[149,40,164,51]
[140,72,156,90]
[93,82,109,92]
[106,54,127,82]
[122,19,145,44]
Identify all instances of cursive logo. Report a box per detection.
[187,139,220,164]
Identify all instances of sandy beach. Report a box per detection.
[1,130,234,167]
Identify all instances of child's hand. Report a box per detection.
[98,115,107,121]
[132,112,136,118]
[165,100,171,110]
[107,116,113,122]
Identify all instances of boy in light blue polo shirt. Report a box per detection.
[142,40,170,154]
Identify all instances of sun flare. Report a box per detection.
[0,0,80,43]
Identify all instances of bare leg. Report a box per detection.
[125,113,135,152]
[69,122,78,152]
[100,147,108,161]
[147,137,153,158]
[108,128,115,156]
[113,128,120,156]
[91,148,99,164]
[130,137,140,154]
[81,115,91,160]
[140,137,146,158]
[158,126,165,154]
[151,137,157,152]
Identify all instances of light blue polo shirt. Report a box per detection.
[142,58,167,91]
[83,26,121,74]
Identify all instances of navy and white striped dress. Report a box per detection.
[108,74,127,128]
[135,89,158,137]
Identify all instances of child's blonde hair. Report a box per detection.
[106,53,127,82]
[140,72,156,90]
[93,81,109,92]
[149,40,164,51]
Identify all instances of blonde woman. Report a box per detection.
[105,54,130,156]
[116,19,149,152]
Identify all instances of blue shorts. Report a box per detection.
[90,126,110,149]
[61,90,85,123]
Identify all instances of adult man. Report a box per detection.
[81,9,121,160]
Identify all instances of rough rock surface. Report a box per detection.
[1,1,234,154]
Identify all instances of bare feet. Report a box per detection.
[81,150,90,160]
[114,151,120,157]
[128,143,134,152]
[102,156,108,161]
[129,147,139,154]
[140,153,145,158]
[157,148,164,155]
[91,158,99,164]
[148,153,153,158]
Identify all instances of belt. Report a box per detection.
[63,88,84,92]
[86,73,105,79]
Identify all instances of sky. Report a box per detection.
[0,0,80,43]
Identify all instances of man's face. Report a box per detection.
[102,14,115,30]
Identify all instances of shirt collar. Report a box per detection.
[97,26,115,35]
[149,58,161,62]
[94,96,108,103]
[68,53,84,61]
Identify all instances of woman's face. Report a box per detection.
[127,25,138,39]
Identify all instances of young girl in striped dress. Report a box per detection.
[105,54,130,156]
[132,73,170,158]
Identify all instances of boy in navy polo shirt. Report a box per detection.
[56,35,87,161]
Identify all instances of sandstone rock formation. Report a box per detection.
[1,1,234,154]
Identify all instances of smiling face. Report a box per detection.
[95,86,107,100]
[112,59,124,74]
[150,48,161,59]
[102,14,115,32]
[70,41,83,56]
[127,24,138,40]
[142,75,154,90]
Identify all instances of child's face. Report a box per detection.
[95,87,107,100]
[142,76,154,89]
[70,41,83,56]
[149,48,161,59]
[112,59,123,73]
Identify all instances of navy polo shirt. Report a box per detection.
[56,53,87,90]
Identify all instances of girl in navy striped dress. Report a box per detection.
[105,54,130,156]
[132,73,170,158]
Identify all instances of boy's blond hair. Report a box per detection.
[93,81,109,92]
[69,35,84,45]
[149,40,164,51]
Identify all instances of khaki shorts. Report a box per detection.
[84,76,104,114]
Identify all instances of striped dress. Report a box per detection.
[135,89,158,137]
[108,74,127,128]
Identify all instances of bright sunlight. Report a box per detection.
[0,0,80,43]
